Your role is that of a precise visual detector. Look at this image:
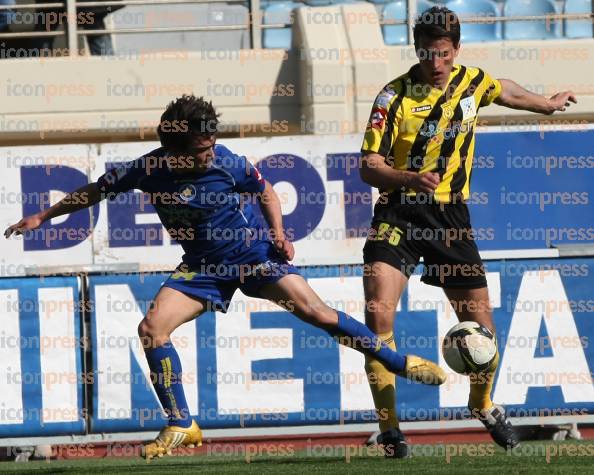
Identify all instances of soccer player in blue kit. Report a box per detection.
[5,95,446,459]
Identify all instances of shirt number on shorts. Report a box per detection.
[371,222,403,246]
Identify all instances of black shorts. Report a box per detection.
[363,201,487,289]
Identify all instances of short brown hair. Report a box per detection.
[157,95,220,150]
[413,6,461,49]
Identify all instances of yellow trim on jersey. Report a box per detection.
[362,64,501,203]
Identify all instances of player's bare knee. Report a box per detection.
[365,306,394,334]
[138,319,170,349]
[308,307,338,329]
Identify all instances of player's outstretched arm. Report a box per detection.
[4,182,103,238]
[360,153,440,192]
[495,79,577,115]
[257,180,295,260]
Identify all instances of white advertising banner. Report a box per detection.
[1,135,371,274]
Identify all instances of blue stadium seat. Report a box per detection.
[564,0,593,38]
[303,0,332,5]
[260,0,295,9]
[0,0,14,32]
[446,0,501,42]
[382,1,407,45]
[263,2,300,49]
[503,0,561,40]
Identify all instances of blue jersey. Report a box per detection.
[97,144,268,266]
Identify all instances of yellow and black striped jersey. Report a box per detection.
[361,64,501,203]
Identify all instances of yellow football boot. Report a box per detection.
[396,355,447,385]
[142,420,202,460]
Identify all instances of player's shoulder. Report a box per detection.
[372,74,409,110]
[112,147,166,173]
[213,143,246,169]
[141,146,167,161]
[214,143,234,158]
[104,147,166,182]
[459,64,492,80]
[379,72,409,97]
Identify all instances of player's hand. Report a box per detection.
[4,214,44,238]
[274,238,295,261]
[409,172,441,193]
[546,91,577,114]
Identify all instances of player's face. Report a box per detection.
[188,135,216,167]
[415,36,459,90]
[169,135,216,172]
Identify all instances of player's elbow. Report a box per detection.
[263,180,273,194]
[359,154,383,186]
[359,155,374,185]
[495,79,524,110]
[82,182,104,206]
[259,180,277,205]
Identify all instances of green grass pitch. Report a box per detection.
[1,441,592,474]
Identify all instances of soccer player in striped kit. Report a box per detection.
[360,6,576,457]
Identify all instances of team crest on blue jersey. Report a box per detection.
[178,184,197,202]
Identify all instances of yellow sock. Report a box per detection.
[469,348,499,411]
[365,332,399,432]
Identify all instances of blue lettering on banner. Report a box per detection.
[250,312,340,424]
[83,259,594,432]
[0,277,84,437]
[11,130,594,254]
[326,153,372,238]
[21,166,99,251]
[1,261,593,437]
[257,154,325,241]
[469,130,594,249]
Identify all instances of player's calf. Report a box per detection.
[138,322,193,429]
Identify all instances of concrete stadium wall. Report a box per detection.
[0,3,593,144]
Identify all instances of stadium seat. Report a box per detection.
[0,0,14,32]
[107,4,251,54]
[564,0,593,38]
[262,2,300,49]
[446,0,501,42]
[503,0,561,40]
[303,0,332,5]
[382,1,407,45]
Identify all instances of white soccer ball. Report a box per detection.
[441,321,497,375]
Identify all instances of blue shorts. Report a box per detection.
[162,242,300,312]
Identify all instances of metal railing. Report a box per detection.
[0,0,270,54]
[0,0,592,57]
[383,13,594,25]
